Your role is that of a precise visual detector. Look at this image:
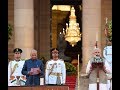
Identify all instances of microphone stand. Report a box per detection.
[96,65,99,90]
[92,58,104,90]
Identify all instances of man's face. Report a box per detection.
[94,50,101,57]
[14,52,21,60]
[31,53,37,60]
[52,50,59,58]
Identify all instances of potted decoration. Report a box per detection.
[65,62,77,76]
[65,62,77,89]
[107,20,112,42]
[8,24,13,41]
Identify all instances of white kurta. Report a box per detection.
[86,58,112,90]
[103,45,112,90]
[8,60,26,86]
[45,59,66,84]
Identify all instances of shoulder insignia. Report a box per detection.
[46,59,51,64]
[10,60,14,64]
[9,61,13,66]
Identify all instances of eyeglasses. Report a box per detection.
[52,51,58,54]
[52,52,58,54]
[95,52,100,53]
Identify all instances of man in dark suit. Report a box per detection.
[22,49,44,86]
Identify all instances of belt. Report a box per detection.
[50,72,62,76]
[10,76,26,80]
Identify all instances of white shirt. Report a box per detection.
[8,60,25,86]
[45,59,66,84]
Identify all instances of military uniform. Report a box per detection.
[8,60,26,86]
[45,59,66,85]
[8,48,26,86]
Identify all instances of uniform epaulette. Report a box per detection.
[46,59,51,63]
[9,60,14,64]
[9,61,13,65]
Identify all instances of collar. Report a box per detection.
[14,60,20,62]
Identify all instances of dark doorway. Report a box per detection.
[50,0,82,63]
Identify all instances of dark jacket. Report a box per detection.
[22,59,44,86]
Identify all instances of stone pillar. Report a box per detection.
[52,10,60,48]
[81,0,101,73]
[39,0,51,60]
[14,0,34,59]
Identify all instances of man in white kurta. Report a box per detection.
[45,48,66,85]
[8,48,26,86]
[103,42,112,90]
[86,48,112,90]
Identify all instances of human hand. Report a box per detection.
[90,66,92,70]
[37,69,41,74]
[89,66,93,73]
[28,71,33,75]
[103,66,111,74]
[103,66,106,70]
[103,66,107,73]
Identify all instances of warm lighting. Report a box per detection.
[63,6,81,47]
[52,5,70,11]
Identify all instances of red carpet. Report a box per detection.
[66,76,76,90]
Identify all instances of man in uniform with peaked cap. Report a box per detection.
[13,48,23,53]
[45,48,66,85]
[8,48,26,86]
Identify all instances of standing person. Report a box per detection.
[45,48,66,85]
[86,48,111,90]
[21,49,44,86]
[8,48,26,86]
[103,41,112,90]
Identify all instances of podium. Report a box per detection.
[8,85,69,90]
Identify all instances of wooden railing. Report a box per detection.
[8,85,69,90]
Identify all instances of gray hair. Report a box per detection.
[93,48,101,52]
[30,49,37,54]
